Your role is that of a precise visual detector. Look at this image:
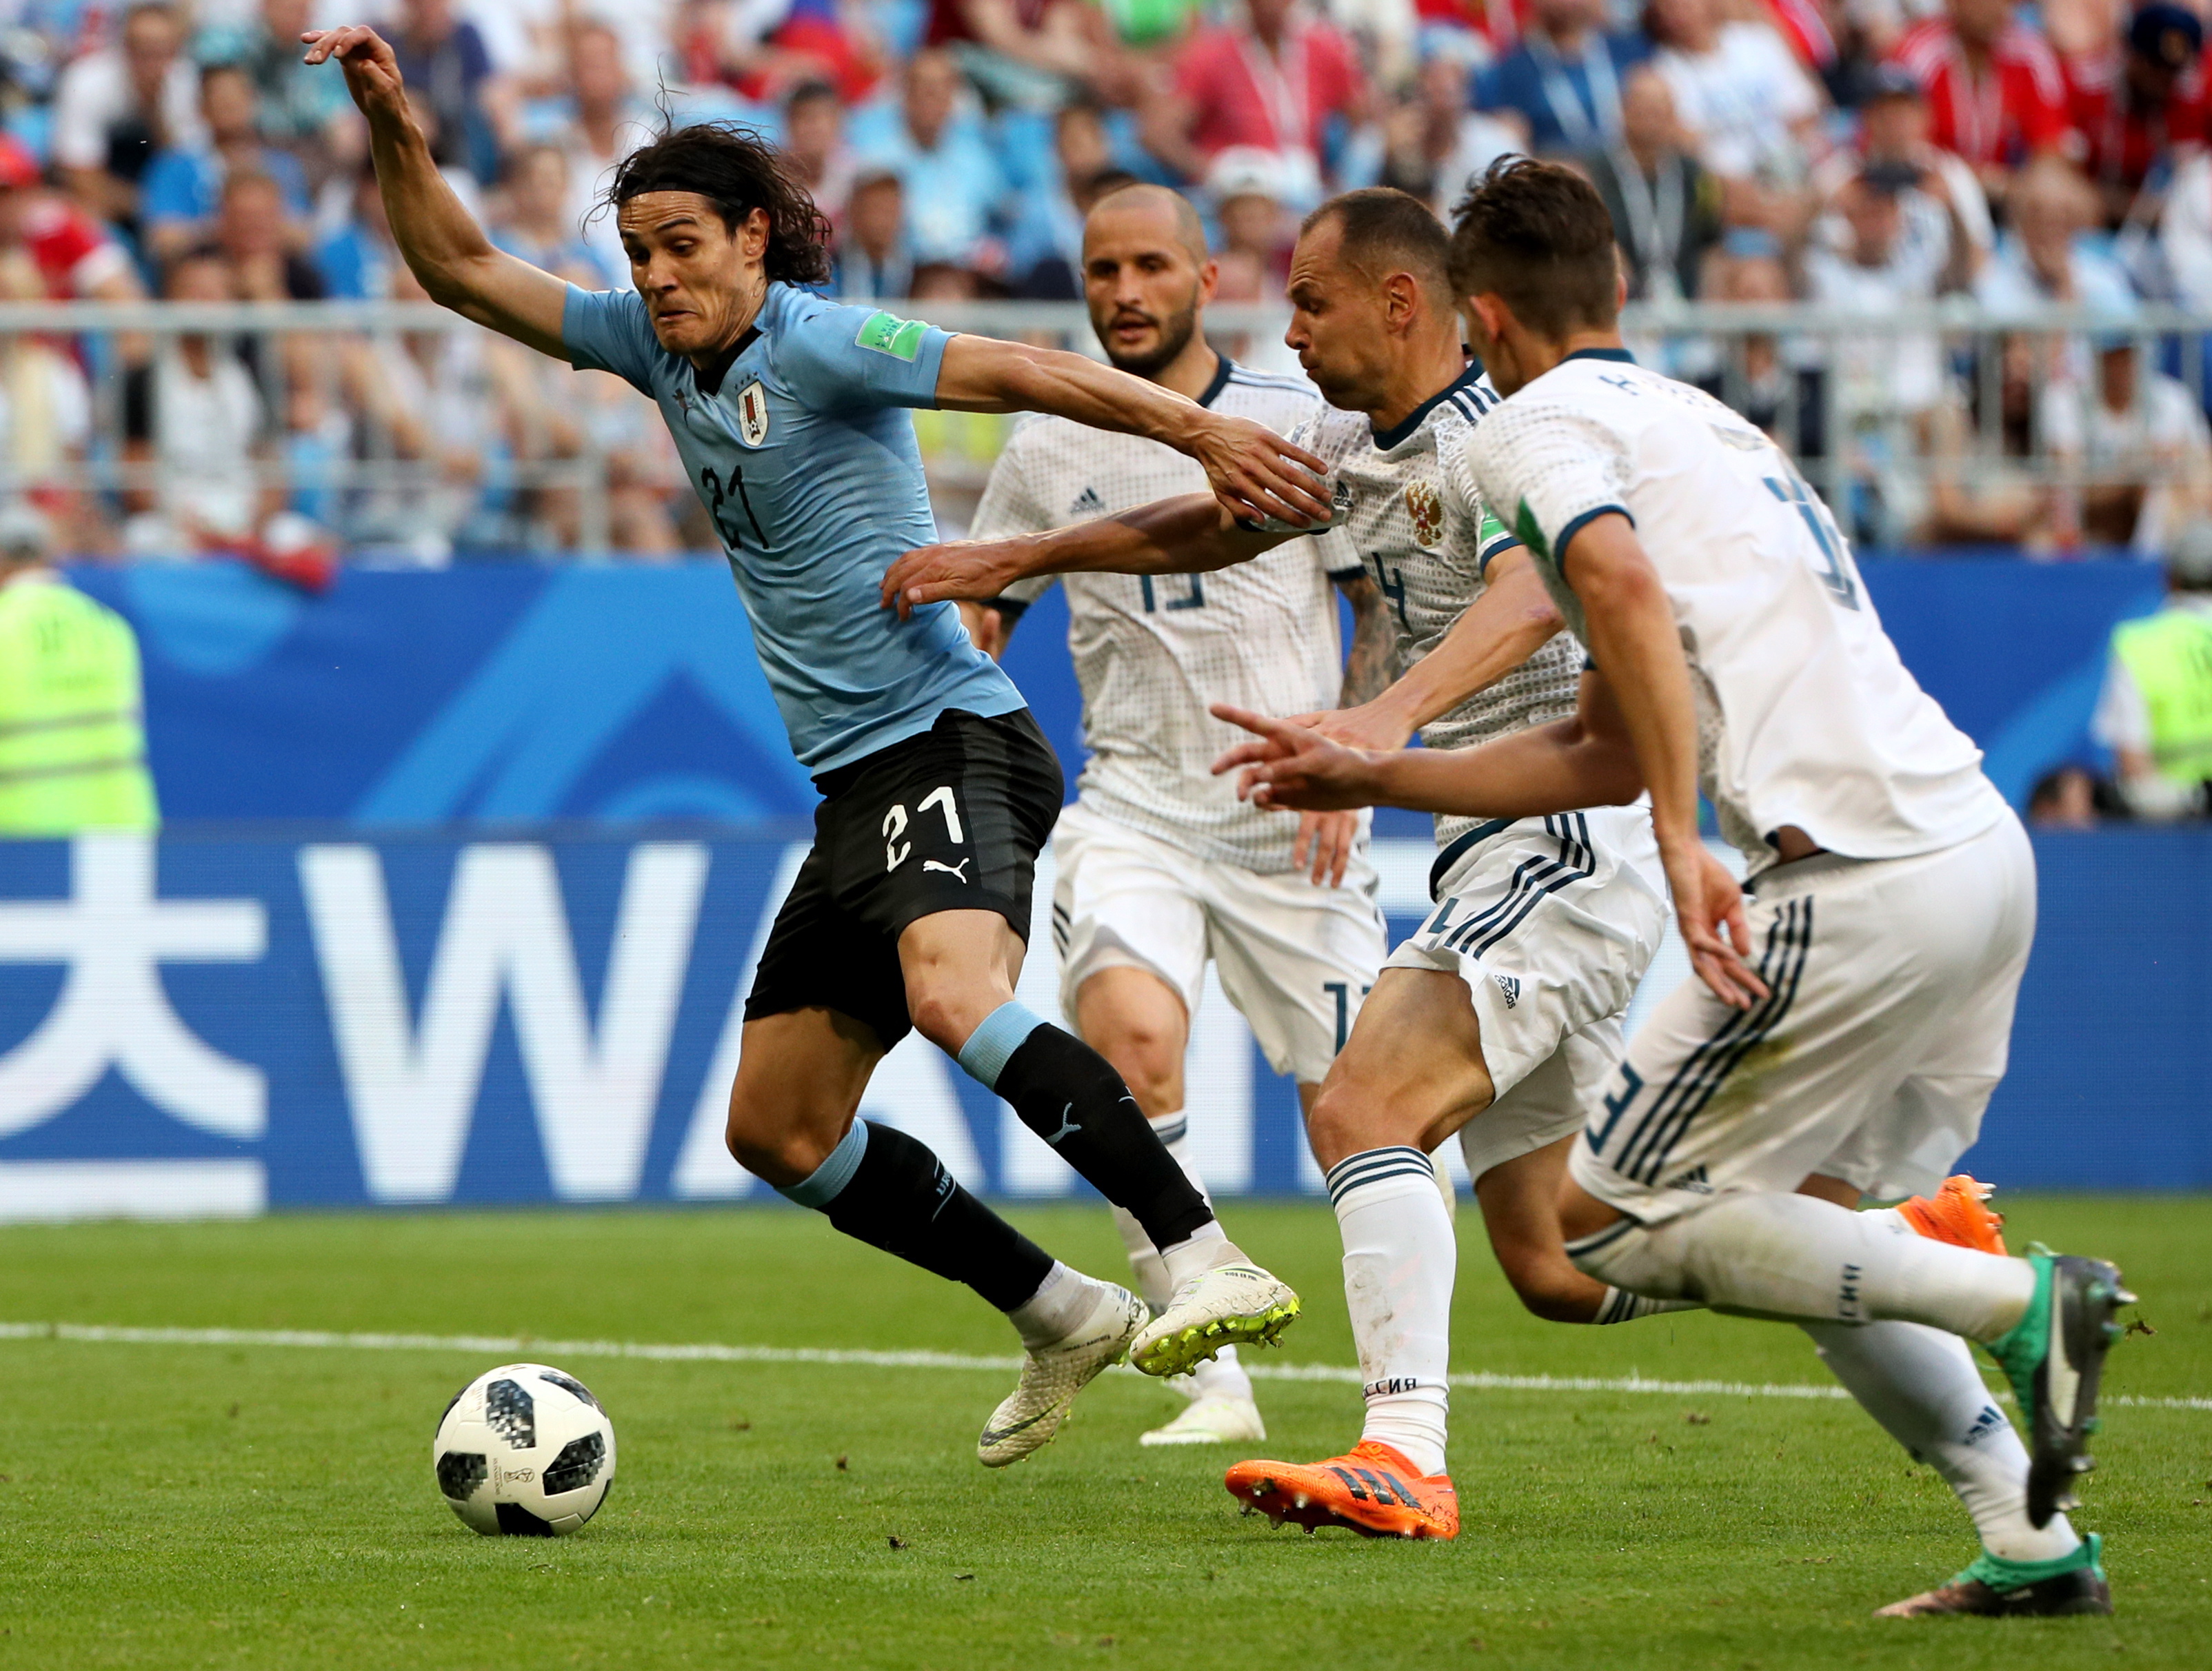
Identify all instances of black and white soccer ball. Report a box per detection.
[433,1363,616,1536]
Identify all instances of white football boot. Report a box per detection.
[1140,1392,1266,1447]
[977,1283,1146,1468]
[1130,1259,1300,1377]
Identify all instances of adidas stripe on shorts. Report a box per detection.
[1570,811,2036,1224]
[1384,803,1667,1182]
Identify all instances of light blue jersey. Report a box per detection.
[563,281,1023,773]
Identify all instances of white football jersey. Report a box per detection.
[972,359,1363,871]
[1285,367,1587,852]
[1465,349,2005,869]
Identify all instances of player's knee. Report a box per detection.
[1305,1077,1395,1168]
[1089,1022,1180,1112]
[905,982,1001,1055]
[724,1086,852,1188]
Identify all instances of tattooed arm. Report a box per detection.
[1334,569,1398,707]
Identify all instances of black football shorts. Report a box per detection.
[743,707,1064,1050]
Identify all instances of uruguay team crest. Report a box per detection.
[738,381,770,447]
[1405,479,1445,547]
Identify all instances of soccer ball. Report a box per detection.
[432,1362,616,1536]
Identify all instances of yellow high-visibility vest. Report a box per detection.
[0,572,159,836]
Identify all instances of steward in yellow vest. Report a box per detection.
[2098,521,2212,818]
[0,510,159,836]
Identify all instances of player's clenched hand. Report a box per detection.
[881,538,1031,620]
[1209,704,1381,811]
[301,26,408,123]
[1662,838,1768,1010]
[1291,809,1360,887]
[1187,413,1331,528]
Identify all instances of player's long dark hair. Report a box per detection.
[601,123,834,286]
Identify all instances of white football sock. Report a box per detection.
[1330,1146,1454,1477]
[1116,1110,1253,1401]
[1806,1319,2080,1563]
[1571,1192,2035,1341]
[1007,1260,1107,1350]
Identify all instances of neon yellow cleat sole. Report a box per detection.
[1130,1293,1301,1378]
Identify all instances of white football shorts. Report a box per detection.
[1382,805,1667,1182]
[1571,810,2035,1225]
[1050,798,1389,1084]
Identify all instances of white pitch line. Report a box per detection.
[3,1321,2205,1413]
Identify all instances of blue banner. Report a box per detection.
[65,556,2166,829]
[0,828,2203,1219]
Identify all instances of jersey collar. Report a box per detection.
[1370,361,1484,452]
[1563,346,1637,365]
[1195,352,1235,409]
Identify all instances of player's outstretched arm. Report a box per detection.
[882,492,1287,618]
[1307,547,1565,752]
[1560,513,1767,1010]
[932,335,1331,527]
[303,26,568,358]
[1209,672,1645,818]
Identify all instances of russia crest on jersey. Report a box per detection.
[738,381,770,447]
[1405,479,1445,548]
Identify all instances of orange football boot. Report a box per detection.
[1224,1440,1458,1539]
[1897,1174,2008,1255]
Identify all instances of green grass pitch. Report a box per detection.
[0,1195,2205,1670]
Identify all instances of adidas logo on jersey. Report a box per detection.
[1070,485,1105,516]
[1665,1164,1713,1194]
[1492,973,1521,1008]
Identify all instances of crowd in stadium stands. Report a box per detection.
[4,0,2212,560]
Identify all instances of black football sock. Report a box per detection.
[778,1119,1052,1313]
[957,1001,1213,1251]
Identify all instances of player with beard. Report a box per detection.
[960,184,1395,1448]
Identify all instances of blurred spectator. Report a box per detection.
[1476,0,1650,155]
[1890,0,2075,207]
[0,136,143,304]
[2064,1,2207,227]
[2042,331,2212,550]
[2025,762,2118,824]
[1974,154,2137,332]
[1002,95,1116,294]
[119,246,328,565]
[1147,0,1367,200]
[832,167,916,297]
[784,79,858,230]
[1814,64,1995,260]
[2156,141,2212,305]
[1208,146,1294,282]
[199,0,354,175]
[2094,517,2212,815]
[678,0,882,107]
[1372,48,1519,212]
[923,0,1126,108]
[1919,332,2064,547]
[337,261,510,563]
[1806,170,1957,537]
[50,1,206,227]
[388,0,500,186]
[0,503,159,838]
[1581,65,1723,301]
[0,250,96,546]
[315,161,402,299]
[859,48,1007,272]
[491,144,610,287]
[1697,250,1827,460]
[215,169,322,299]
[1647,0,1825,191]
[554,21,653,292]
[141,63,312,269]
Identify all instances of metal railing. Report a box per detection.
[7,298,2208,559]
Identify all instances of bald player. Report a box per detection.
[960,183,1394,1448]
